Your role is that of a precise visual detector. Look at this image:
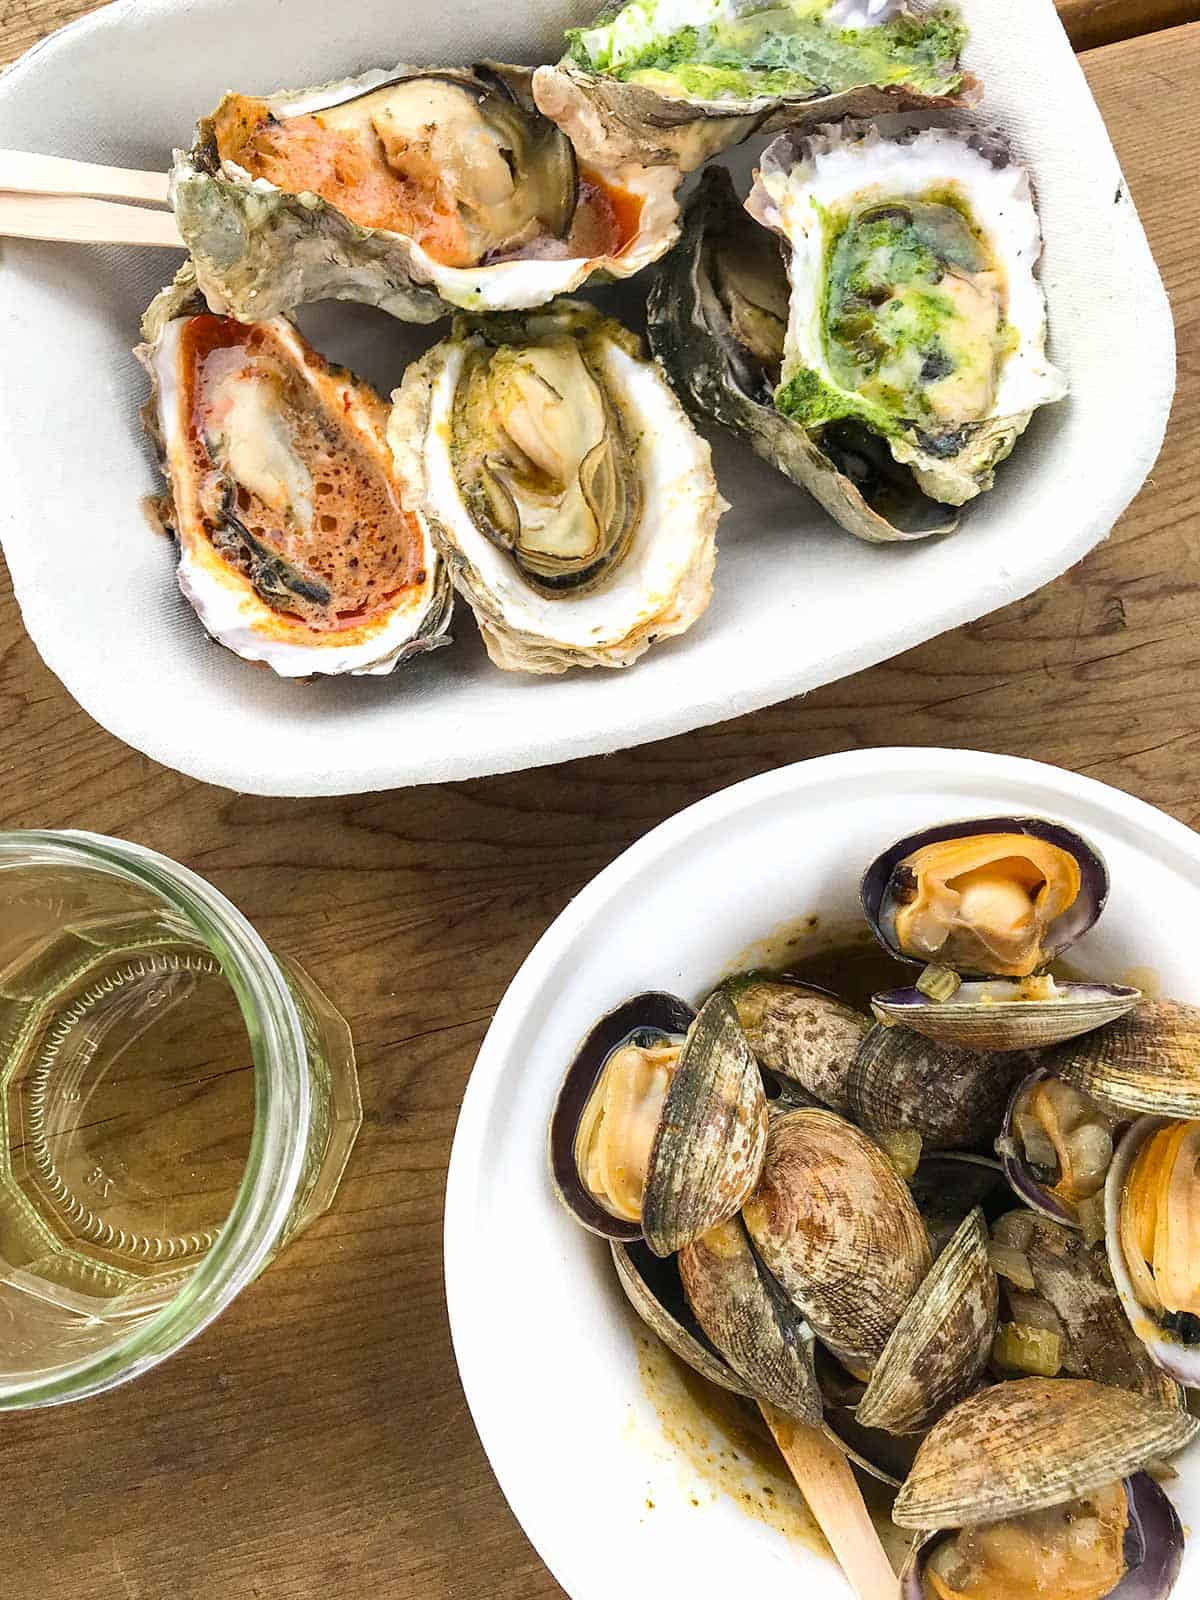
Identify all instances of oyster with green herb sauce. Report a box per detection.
[747,122,1067,512]
[533,0,975,174]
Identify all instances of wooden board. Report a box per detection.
[0,8,1197,1600]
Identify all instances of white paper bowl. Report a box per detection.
[445,748,1200,1599]
[0,1,1173,796]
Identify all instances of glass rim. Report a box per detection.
[0,828,310,1408]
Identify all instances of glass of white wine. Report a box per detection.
[0,830,360,1407]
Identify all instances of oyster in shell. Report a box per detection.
[389,300,722,673]
[747,122,1067,511]
[534,0,975,174]
[649,166,957,541]
[173,62,680,323]
[137,271,451,676]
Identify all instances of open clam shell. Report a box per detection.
[862,816,1109,978]
[892,1378,1199,1529]
[814,1345,921,1488]
[742,1107,931,1376]
[722,974,869,1116]
[850,1025,1027,1152]
[857,1208,998,1436]
[998,1067,1122,1228]
[899,1474,1185,1600]
[1105,1116,1200,1388]
[873,979,1141,1053]
[549,990,694,1241]
[909,1152,1010,1256]
[678,1216,821,1423]
[1046,1000,1200,1118]
[611,1240,752,1398]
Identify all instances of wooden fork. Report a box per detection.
[0,149,182,246]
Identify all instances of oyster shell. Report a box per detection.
[648,166,959,542]
[389,300,722,673]
[136,270,451,676]
[172,62,680,323]
[747,123,1067,510]
[533,0,975,174]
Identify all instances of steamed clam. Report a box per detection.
[173,62,680,323]
[533,0,975,175]
[649,165,960,542]
[746,123,1067,523]
[136,270,451,675]
[850,1023,1027,1151]
[722,973,869,1114]
[611,1238,755,1397]
[998,1068,1122,1232]
[550,990,767,1255]
[389,300,723,672]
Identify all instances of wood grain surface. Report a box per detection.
[0,3,1198,1598]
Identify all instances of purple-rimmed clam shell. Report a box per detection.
[1105,1117,1200,1388]
[873,981,1141,1053]
[899,1474,1183,1600]
[861,815,1110,975]
[549,991,695,1240]
[611,1240,753,1399]
[999,1067,1085,1227]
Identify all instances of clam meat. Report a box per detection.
[389,300,723,672]
[998,1068,1122,1232]
[173,63,681,322]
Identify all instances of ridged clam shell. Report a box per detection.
[678,1216,821,1423]
[856,1208,998,1435]
[642,992,768,1257]
[850,1025,1028,1151]
[997,1209,1182,1407]
[899,1475,1184,1600]
[1046,1000,1200,1117]
[892,1378,1199,1529]
[611,1240,752,1398]
[742,1107,931,1376]
[724,976,869,1116]
[872,981,1140,1052]
[814,1346,920,1488]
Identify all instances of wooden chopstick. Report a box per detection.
[0,148,169,204]
[0,192,182,246]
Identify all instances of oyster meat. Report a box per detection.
[137,272,451,676]
[650,166,958,542]
[534,0,975,174]
[173,63,680,322]
[747,123,1067,512]
[389,300,723,673]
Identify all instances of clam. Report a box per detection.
[136,268,451,676]
[742,1106,931,1377]
[1045,1001,1200,1118]
[815,1344,923,1488]
[892,1378,1198,1529]
[678,1216,821,1422]
[611,1239,753,1398]
[850,1024,1027,1152]
[856,1208,997,1435]
[550,990,767,1256]
[909,1152,1010,1255]
[873,977,1141,1054]
[173,62,680,322]
[900,1473,1184,1600]
[998,1068,1122,1230]
[989,1210,1181,1407]
[532,0,974,176]
[863,816,1109,977]
[1105,1116,1200,1387]
[647,167,957,543]
[722,974,870,1115]
[389,300,722,673]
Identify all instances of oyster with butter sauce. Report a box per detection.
[747,122,1068,510]
[172,61,681,323]
[137,271,451,676]
[533,0,976,175]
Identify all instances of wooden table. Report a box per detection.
[1,3,1198,1596]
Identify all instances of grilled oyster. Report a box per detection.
[137,271,450,675]
[650,166,957,541]
[173,62,680,323]
[747,123,1067,511]
[533,0,975,174]
[388,300,722,673]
